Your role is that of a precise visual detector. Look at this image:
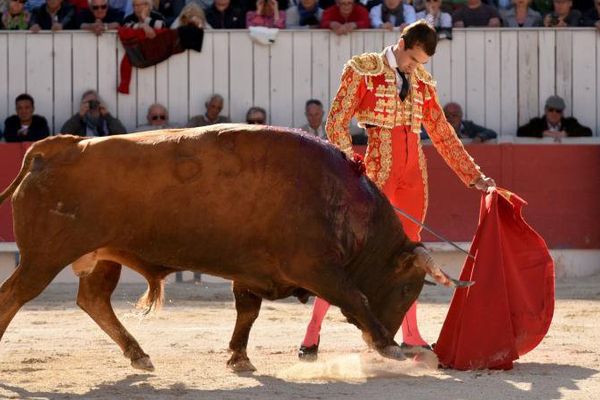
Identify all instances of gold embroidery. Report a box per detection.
[326,66,363,158]
[413,64,437,87]
[347,53,384,76]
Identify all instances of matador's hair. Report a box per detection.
[400,20,438,57]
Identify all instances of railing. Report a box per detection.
[0,28,599,135]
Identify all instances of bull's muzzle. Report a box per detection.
[413,247,474,288]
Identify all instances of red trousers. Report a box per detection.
[380,126,426,241]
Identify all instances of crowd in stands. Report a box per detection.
[0,91,594,142]
[0,0,599,31]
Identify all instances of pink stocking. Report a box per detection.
[401,301,427,346]
[301,297,330,347]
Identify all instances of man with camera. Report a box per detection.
[60,90,127,136]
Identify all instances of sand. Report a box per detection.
[0,274,598,400]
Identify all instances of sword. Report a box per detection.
[391,204,475,260]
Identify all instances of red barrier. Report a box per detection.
[1,143,599,248]
[0,143,27,242]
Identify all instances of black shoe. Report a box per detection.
[298,343,319,361]
[400,342,433,357]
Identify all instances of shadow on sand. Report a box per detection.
[0,362,597,400]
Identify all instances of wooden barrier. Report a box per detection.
[1,29,599,136]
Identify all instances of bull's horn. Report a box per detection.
[413,246,474,288]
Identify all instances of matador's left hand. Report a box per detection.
[473,176,496,193]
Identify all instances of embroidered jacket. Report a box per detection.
[326,51,483,188]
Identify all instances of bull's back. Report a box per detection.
[15,126,382,277]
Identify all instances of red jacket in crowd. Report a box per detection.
[320,4,371,29]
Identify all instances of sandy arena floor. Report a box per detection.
[0,274,598,400]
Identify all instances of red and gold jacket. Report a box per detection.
[326,51,483,189]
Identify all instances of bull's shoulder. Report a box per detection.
[346,53,384,76]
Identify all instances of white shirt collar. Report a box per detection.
[385,46,398,70]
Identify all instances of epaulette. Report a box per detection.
[413,64,436,87]
[346,53,384,76]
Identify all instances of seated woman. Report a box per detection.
[246,0,286,28]
[1,0,32,30]
[171,1,210,28]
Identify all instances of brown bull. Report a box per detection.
[0,124,462,372]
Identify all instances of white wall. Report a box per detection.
[0,28,598,136]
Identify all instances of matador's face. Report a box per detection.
[395,40,430,75]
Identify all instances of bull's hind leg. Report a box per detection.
[0,259,66,342]
[227,281,262,372]
[76,260,154,371]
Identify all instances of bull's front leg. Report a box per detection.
[227,281,262,372]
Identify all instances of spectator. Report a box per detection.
[134,103,175,131]
[124,0,165,39]
[452,0,501,27]
[517,95,592,141]
[286,0,323,28]
[369,0,416,31]
[246,106,267,124]
[501,0,542,26]
[543,0,582,26]
[156,0,184,27]
[1,0,32,30]
[205,0,245,28]
[416,0,452,33]
[61,90,127,136]
[30,0,77,31]
[187,94,231,127]
[299,99,326,139]
[443,102,497,142]
[78,0,124,34]
[3,93,50,143]
[320,0,370,34]
[171,1,210,28]
[246,0,286,28]
[581,0,599,29]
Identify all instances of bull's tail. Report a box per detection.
[0,135,86,206]
[0,148,38,205]
[136,277,165,315]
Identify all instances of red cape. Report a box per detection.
[434,188,555,370]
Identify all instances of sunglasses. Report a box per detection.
[546,107,563,113]
[92,4,108,9]
[151,115,167,121]
[247,120,264,124]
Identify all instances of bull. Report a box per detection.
[0,125,464,372]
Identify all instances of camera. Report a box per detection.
[88,99,100,110]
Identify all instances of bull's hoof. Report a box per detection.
[227,358,257,373]
[400,342,433,357]
[378,345,407,361]
[131,355,155,371]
